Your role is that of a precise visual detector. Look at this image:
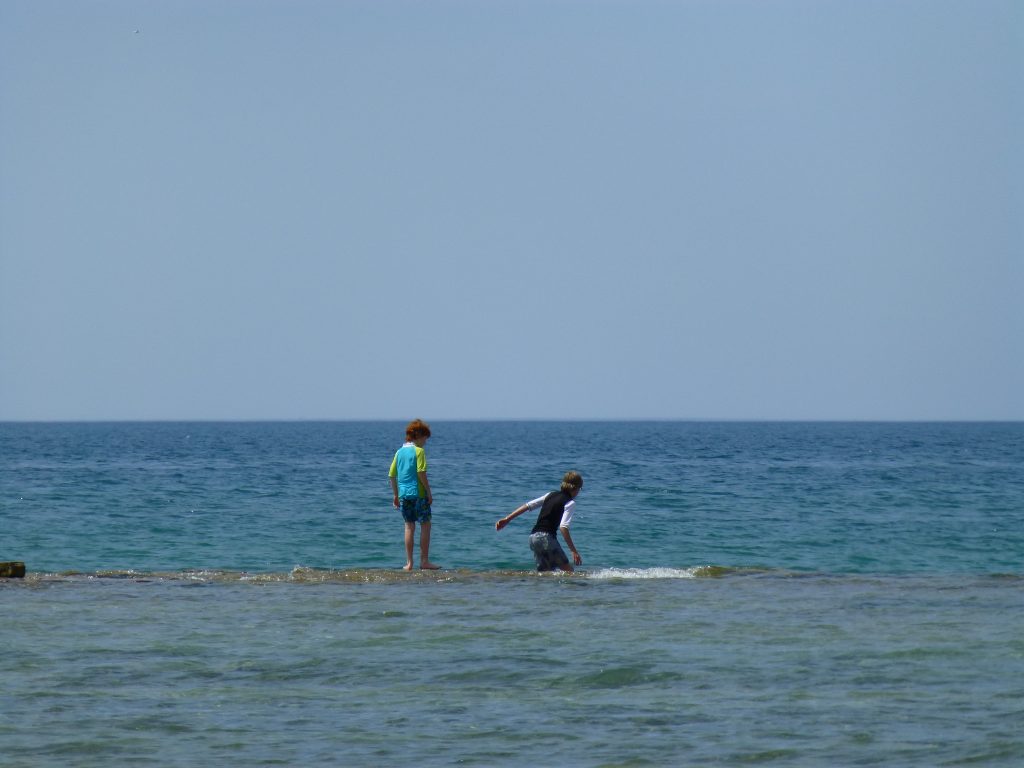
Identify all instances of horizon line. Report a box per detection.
[2,417,1021,425]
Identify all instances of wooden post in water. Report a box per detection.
[0,562,26,578]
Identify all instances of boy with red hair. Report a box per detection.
[389,419,440,570]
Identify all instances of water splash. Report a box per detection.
[586,566,732,579]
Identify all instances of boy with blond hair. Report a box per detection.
[495,471,584,572]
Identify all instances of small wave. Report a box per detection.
[586,566,736,580]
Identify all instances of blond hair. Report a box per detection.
[560,471,583,493]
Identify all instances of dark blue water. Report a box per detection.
[3,421,1021,574]
[2,422,1022,767]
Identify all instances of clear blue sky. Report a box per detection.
[1,0,1021,420]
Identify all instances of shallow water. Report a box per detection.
[4,570,1022,767]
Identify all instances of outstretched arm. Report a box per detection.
[496,503,529,531]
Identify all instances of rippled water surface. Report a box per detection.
[2,421,1022,766]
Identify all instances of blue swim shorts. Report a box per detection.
[399,496,432,524]
[529,531,569,572]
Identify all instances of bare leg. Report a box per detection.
[419,521,440,569]
[403,522,415,571]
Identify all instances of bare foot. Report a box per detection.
[402,563,413,571]
[420,561,441,570]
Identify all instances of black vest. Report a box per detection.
[531,490,573,535]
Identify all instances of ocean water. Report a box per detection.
[2,421,1022,767]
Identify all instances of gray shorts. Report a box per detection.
[529,532,569,572]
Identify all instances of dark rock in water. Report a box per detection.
[0,562,26,578]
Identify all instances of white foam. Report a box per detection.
[586,567,702,580]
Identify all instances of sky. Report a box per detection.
[1,0,1021,421]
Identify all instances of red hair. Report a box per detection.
[405,419,432,441]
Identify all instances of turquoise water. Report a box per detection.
[2,421,1023,766]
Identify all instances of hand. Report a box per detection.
[572,550,582,566]
[392,495,399,509]
[495,517,508,531]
